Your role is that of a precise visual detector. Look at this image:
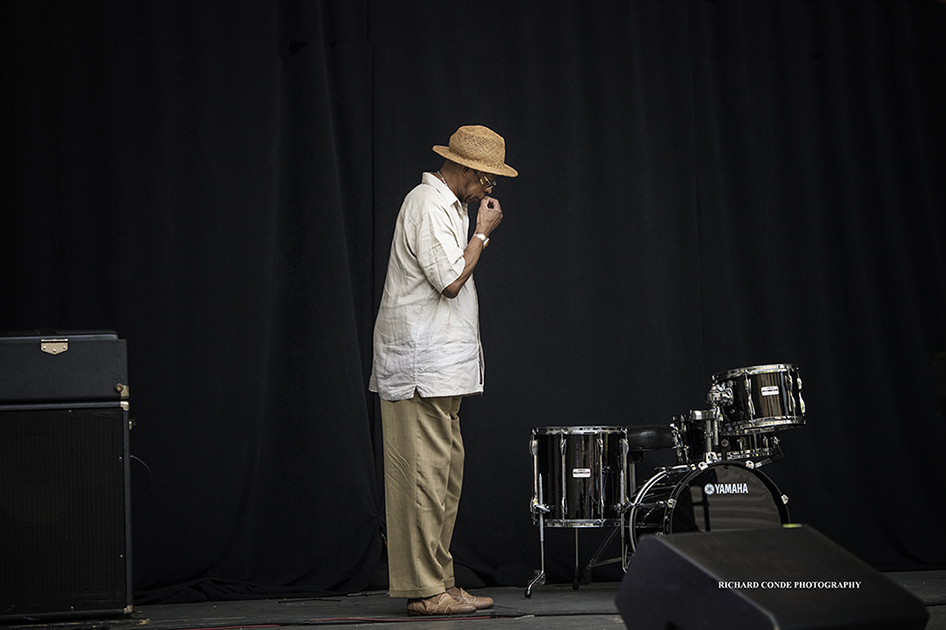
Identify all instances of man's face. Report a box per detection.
[459,169,497,204]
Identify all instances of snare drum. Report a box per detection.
[531,426,628,527]
[719,432,782,466]
[628,461,789,550]
[709,364,805,434]
[672,409,721,465]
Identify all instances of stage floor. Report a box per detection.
[7,571,945,629]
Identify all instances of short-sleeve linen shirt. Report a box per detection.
[369,172,484,401]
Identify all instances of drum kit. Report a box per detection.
[525,363,805,597]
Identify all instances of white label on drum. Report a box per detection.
[572,468,592,478]
[761,385,780,396]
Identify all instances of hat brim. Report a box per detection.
[433,145,519,178]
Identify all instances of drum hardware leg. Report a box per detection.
[621,510,630,571]
[621,448,631,571]
[579,522,625,586]
[524,526,546,598]
[572,529,580,590]
[525,475,548,598]
[577,438,631,588]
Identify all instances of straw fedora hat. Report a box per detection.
[433,125,518,178]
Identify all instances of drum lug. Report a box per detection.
[744,373,756,418]
[781,494,790,505]
[745,460,756,469]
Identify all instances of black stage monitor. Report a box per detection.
[616,525,929,630]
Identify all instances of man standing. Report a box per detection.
[369,125,517,616]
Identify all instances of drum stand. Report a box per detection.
[525,470,634,598]
[525,477,549,598]
[575,513,629,588]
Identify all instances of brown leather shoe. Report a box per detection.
[447,586,494,610]
[406,592,477,616]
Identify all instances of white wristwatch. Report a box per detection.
[473,232,490,248]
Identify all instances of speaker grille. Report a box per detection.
[0,405,130,619]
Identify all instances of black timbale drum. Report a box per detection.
[628,461,789,550]
[531,426,628,527]
[709,363,805,434]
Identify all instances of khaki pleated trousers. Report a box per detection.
[380,392,464,599]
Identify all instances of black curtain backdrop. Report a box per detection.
[2,0,944,601]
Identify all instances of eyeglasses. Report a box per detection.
[476,171,498,189]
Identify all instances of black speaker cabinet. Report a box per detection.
[616,526,929,630]
[0,400,132,618]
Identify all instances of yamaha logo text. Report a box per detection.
[704,482,749,495]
